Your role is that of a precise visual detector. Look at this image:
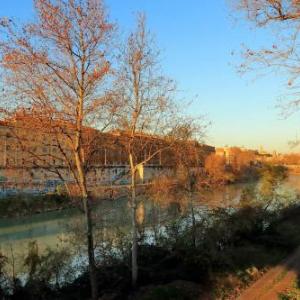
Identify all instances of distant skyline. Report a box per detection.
[1,0,299,153]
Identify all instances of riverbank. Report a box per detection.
[0,183,147,218]
[1,201,300,299]
[0,190,129,219]
[0,183,251,220]
[0,162,273,219]
[0,168,297,299]
[0,193,73,218]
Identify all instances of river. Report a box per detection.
[1,175,300,273]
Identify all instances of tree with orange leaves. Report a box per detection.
[0,1,116,299]
[205,153,234,184]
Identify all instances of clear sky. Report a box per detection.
[1,0,299,153]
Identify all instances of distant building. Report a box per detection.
[0,111,214,196]
[215,146,262,167]
[216,145,282,166]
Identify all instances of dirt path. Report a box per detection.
[237,246,300,300]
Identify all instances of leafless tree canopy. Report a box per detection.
[0,0,119,191]
[0,0,116,127]
[115,15,205,166]
[232,0,300,115]
[233,1,300,24]
[116,14,177,137]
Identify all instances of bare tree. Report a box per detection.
[0,1,116,299]
[232,1,300,24]
[231,0,300,116]
[115,13,204,287]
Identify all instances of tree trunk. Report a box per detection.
[83,196,98,300]
[75,150,98,300]
[130,154,138,288]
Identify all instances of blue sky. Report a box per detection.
[1,0,299,153]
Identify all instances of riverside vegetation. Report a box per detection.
[1,164,300,299]
[0,192,71,218]
[0,158,265,219]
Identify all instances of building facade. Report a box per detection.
[0,115,214,196]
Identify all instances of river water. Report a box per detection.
[1,175,300,272]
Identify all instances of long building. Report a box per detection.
[0,112,214,196]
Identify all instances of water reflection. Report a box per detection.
[0,175,299,272]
